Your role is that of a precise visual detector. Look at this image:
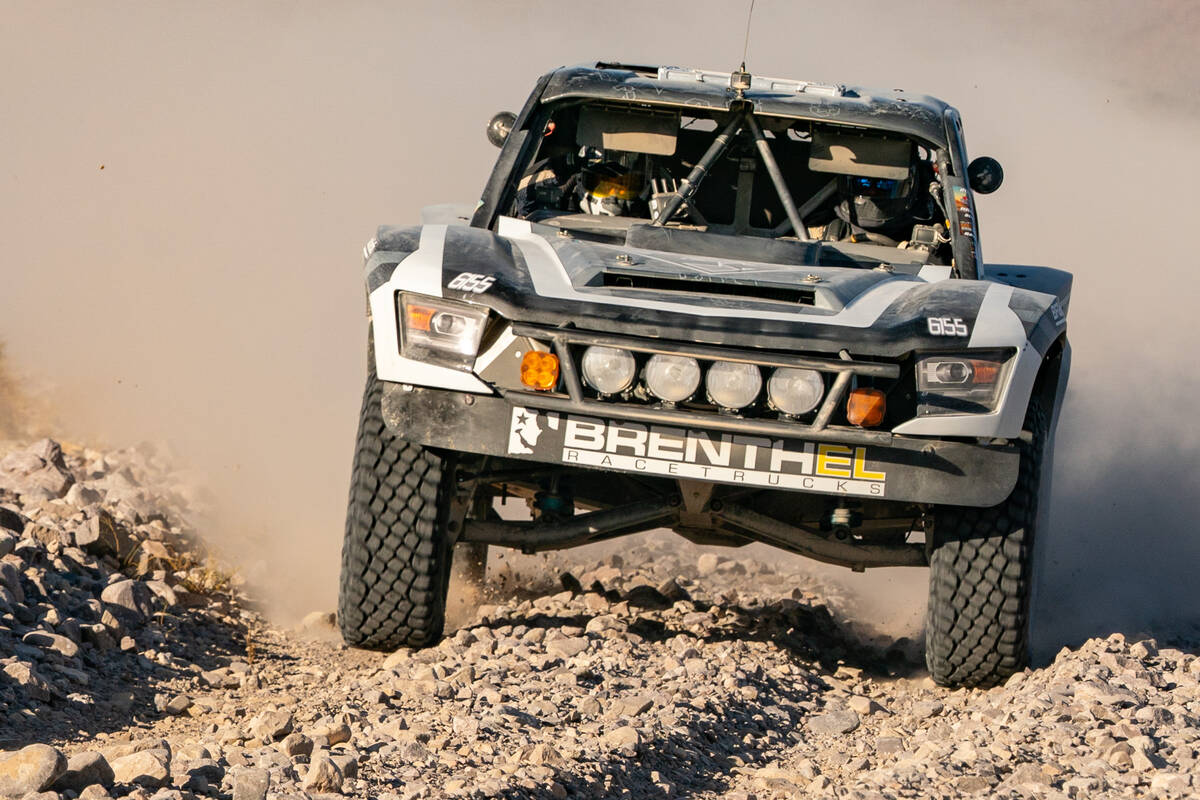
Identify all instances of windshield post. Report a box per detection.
[745,114,809,242]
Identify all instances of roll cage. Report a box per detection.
[471,66,984,278]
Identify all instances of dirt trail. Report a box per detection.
[3,438,1199,800]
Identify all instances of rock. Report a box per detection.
[0,507,23,535]
[302,755,343,794]
[1130,639,1158,659]
[602,726,641,756]
[232,767,270,800]
[279,733,313,757]
[109,750,169,789]
[3,661,51,701]
[100,579,151,623]
[697,553,723,576]
[247,709,294,741]
[875,736,903,755]
[610,695,654,717]
[0,744,67,798]
[53,751,114,793]
[298,610,337,636]
[382,649,412,670]
[79,786,113,800]
[847,695,884,715]
[1150,773,1190,794]
[624,584,672,610]
[312,720,351,746]
[74,512,133,558]
[808,709,860,735]
[164,695,192,716]
[0,442,73,499]
[65,483,105,506]
[912,700,944,718]
[23,629,80,659]
[546,637,589,658]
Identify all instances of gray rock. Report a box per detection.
[0,563,23,603]
[100,579,151,622]
[23,629,80,659]
[65,483,104,507]
[546,637,589,659]
[0,744,67,798]
[3,661,51,701]
[232,767,270,800]
[808,709,860,735]
[74,512,133,559]
[53,751,114,793]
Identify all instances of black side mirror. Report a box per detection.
[486,112,516,148]
[968,156,1004,194]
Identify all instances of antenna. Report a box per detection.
[741,0,756,71]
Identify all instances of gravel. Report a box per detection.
[3,436,1200,798]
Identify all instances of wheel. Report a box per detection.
[338,366,454,650]
[925,396,1047,688]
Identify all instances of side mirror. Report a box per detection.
[486,111,516,148]
[967,156,1004,194]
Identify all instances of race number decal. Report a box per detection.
[448,272,496,294]
[927,316,969,337]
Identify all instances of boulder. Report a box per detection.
[0,744,67,798]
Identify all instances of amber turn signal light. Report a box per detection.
[847,388,886,427]
[520,351,559,391]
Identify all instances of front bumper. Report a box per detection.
[381,383,1019,507]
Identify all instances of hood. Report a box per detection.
[368,220,1067,358]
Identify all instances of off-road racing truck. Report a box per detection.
[340,63,1071,688]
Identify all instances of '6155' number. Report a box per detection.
[447,272,496,294]
[927,316,969,336]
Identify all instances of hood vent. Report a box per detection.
[602,269,816,306]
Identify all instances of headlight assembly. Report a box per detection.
[581,346,637,395]
[706,361,762,410]
[915,352,1009,415]
[767,368,824,416]
[644,354,701,403]
[398,293,488,370]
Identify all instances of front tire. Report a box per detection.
[338,370,453,650]
[925,398,1047,688]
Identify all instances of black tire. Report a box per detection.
[338,369,453,650]
[925,397,1047,688]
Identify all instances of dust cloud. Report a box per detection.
[2,2,1197,649]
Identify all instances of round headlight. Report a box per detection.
[581,346,636,394]
[705,361,762,409]
[644,354,700,402]
[768,368,825,415]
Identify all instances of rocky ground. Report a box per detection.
[2,437,1199,799]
